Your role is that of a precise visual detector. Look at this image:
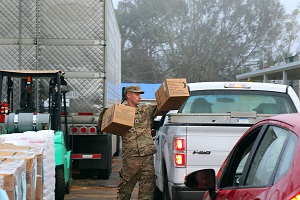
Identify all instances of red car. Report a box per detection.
[185,113,300,200]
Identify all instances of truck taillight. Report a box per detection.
[89,127,97,134]
[175,137,185,150]
[175,153,185,167]
[80,127,87,134]
[70,126,98,134]
[174,137,186,167]
[290,194,300,200]
[71,127,78,134]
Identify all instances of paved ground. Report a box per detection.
[65,155,138,200]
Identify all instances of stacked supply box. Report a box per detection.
[101,103,135,136]
[1,130,55,200]
[0,144,44,200]
[28,147,43,200]
[155,78,190,112]
[0,157,26,200]
[0,149,37,200]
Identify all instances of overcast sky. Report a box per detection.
[280,0,300,13]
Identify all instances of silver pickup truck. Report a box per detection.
[153,82,300,200]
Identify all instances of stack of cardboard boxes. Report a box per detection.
[0,143,44,200]
[101,78,190,135]
[0,130,55,200]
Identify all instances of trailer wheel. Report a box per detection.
[113,136,121,156]
[80,169,94,178]
[55,166,65,200]
[96,169,110,179]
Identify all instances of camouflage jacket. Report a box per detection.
[122,104,158,157]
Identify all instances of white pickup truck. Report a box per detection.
[153,82,300,200]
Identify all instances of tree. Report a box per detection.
[272,7,300,63]
[116,0,296,83]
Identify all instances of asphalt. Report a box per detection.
[65,155,139,200]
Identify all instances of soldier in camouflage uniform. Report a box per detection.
[116,85,158,200]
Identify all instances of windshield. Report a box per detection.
[179,90,297,114]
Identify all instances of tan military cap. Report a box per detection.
[124,86,144,94]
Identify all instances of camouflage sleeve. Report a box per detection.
[149,104,158,121]
[97,108,108,128]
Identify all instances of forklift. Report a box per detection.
[0,70,71,200]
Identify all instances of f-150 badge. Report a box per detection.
[192,150,211,154]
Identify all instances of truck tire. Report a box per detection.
[163,167,171,200]
[96,169,110,179]
[114,136,121,156]
[154,186,163,200]
[55,166,65,200]
[80,169,94,178]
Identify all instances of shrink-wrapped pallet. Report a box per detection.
[1,130,55,200]
[0,151,37,200]
[0,144,44,200]
[0,158,26,200]
[0,189,9,200]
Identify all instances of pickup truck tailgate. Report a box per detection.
[186,125,250,168]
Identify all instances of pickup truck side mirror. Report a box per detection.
[184,169,217,199]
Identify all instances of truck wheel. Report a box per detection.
[114,136,121,156]
[163,170,171,200]
[80,169,94,178]
[96,169,110,179]
[55,166,65,200]
[154,186,163,200]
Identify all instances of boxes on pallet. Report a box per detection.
[28,147,43,200]
[36,175,43,200]
[2,130,55,200]
[0,158,26,200]
[0,144,44,200]
[0,150,37,200]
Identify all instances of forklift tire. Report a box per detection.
[65,179,71,194]
[55,166,65,200]
[65,163,72,194]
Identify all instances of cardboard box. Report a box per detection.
[0,144,43,176]
[155,78,190,112]
[0,158,26,200]
[101,103,135,136]
[0,174,14,200]
[13,152,36,200]
[0,150,37,200]
[36,175,43,200]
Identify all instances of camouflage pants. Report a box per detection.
[116,155,155,200]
